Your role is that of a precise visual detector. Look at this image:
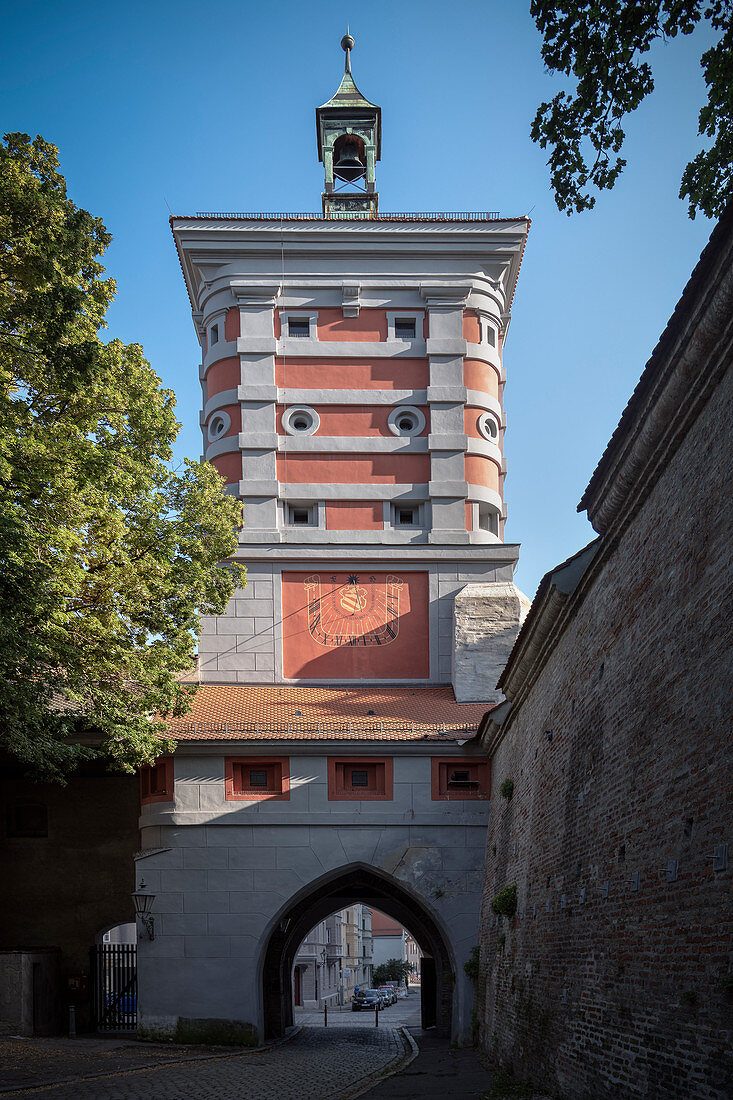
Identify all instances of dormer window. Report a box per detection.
[289,319,310,338]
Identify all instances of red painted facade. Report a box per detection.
[325,502,384,530]
[277,453,431,485]
[275,357,429,390]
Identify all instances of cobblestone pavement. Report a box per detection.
[0,1026,411,1099]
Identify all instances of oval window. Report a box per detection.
[283,406,320,436]
[388,406,426,437]
[477,412,500,442]
[207,410,232,442]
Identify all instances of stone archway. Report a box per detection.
[261,863,454,1040]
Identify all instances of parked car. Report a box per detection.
[377,985,396,1005]
[352,988,383,1011]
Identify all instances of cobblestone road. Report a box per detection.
[0,1026,411,1100]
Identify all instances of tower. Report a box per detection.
[140,34,532,1048]
[171,34,530,698]
[317,32,381,217]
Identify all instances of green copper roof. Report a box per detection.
[319,68,379,112]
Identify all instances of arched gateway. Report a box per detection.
[262,864,454,1039]
[134,719,492,1045]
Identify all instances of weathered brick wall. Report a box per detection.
[477,365,732,1099]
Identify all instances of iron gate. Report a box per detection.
[90,944,137,1031]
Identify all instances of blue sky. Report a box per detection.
[1,0,716,597]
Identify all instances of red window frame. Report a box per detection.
[140,757,175,804]
[328,757,393,801]
[225,757,290,801]
[431,757,490,801]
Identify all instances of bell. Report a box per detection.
[334,138,365,182]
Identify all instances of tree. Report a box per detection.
[372,959,415,986]
[530,1,732,218]
[0,132,244,781]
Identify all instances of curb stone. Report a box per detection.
[335,1026,420,1100]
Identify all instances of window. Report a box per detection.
[394,318,416,339]
[209,323,219,346]
[286,503,317,527]
[431,757,490,800]
[140,757,175,804]
[282,405,320,436]
[328,757,393,801]
[207,409,232,442]
[477,411,500,442]
[289,319,310,338]
[387,405,426,437]
[225,757,290,801]
[484,322,496,347]
[391,502,422,528]
[478,504,499,535]
[6,803,48,838]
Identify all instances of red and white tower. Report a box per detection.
[171,37,529,702]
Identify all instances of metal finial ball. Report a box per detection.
[341,33,355,52]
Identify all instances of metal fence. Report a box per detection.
[90,944,137,1032]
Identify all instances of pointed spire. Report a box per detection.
[341,29,355,74]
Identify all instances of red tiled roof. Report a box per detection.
[167,685,489,741]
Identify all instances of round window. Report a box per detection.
[207,410,232,442]
[477,411,500,442]
[387,405,426,437]
[282,406,320,437]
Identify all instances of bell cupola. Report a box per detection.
[316,32,381,218]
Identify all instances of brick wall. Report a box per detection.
[476,364,732,1098]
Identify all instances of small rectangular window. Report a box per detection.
[328,757,393,800]
[226,757,290,801]
[391,503,421,528]
[289,319,310,338]
[432,757,490,800]
[478,505,499,535]
[394,318,416,339]
[140,757,175,804]
[209,324,219,346]
[287,504,316,527]
[485,324,496,347]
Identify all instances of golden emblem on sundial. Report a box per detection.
[303,573,404,648]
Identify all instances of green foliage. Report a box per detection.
[372,958,415,985]
[464,945,480,981]
[530,1,732,218]
[0,133,244,780]
[500,777,514,800]
[491,884,518,917]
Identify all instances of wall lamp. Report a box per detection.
[133,879,156,941]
